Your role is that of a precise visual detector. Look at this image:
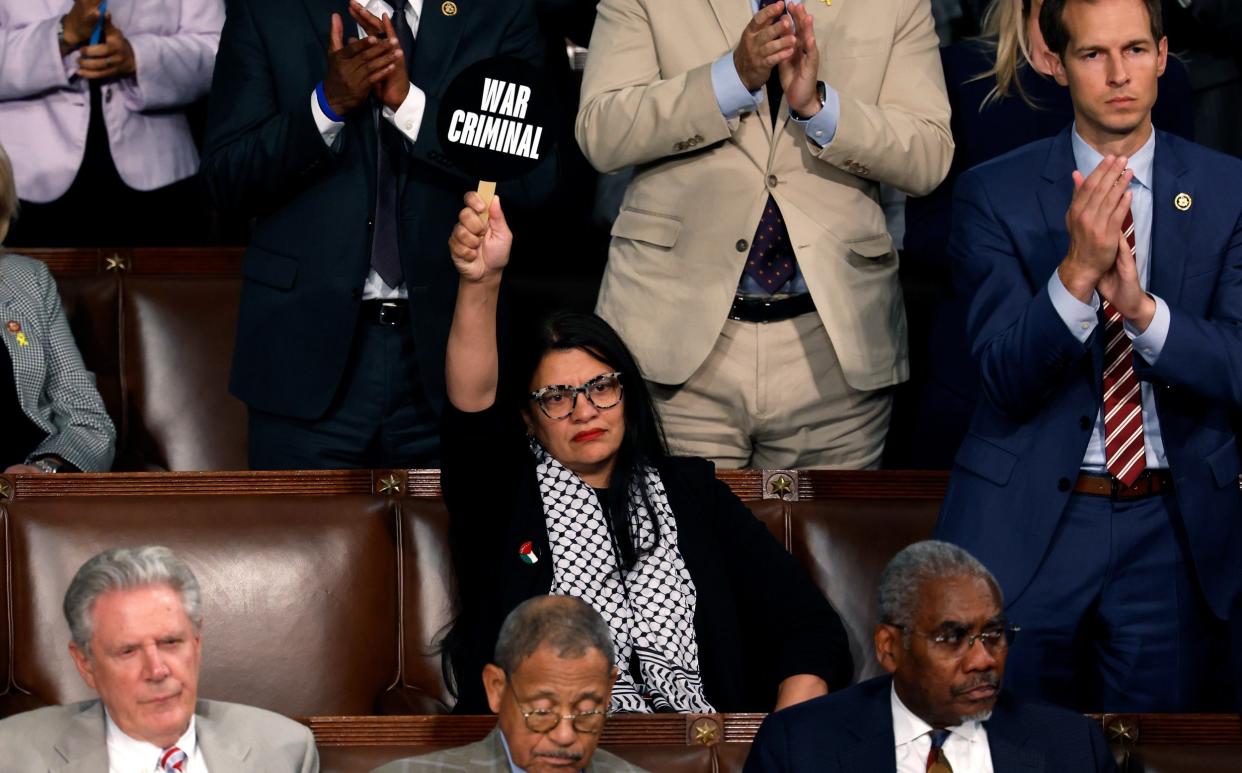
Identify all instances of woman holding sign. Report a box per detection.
[440,193,851,715]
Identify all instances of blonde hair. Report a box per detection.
[973,0,1039,108]
[0,143,16,244]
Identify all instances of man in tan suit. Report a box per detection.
[577,0,952,469]
[0,545,318,772]
[374,596,647,773]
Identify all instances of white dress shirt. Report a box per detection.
[106,710,208,773]
[309,0,426,300]
[892,684,993,773]
[1047,125,1171,471]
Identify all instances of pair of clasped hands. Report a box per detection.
[58,0,135,81]
[1059,155,1157,331]
[321,3,413,118]
[734,1,823,119]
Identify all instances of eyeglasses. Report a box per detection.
[894,623,1021,658]
[518,706,608,734]
[509,676,611,735]
[529,372,624,420]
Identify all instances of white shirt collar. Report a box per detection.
[1071,123,1156,192]
[890,682,987,747]
[105,709,197,772]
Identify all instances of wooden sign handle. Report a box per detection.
[477,180,497,226]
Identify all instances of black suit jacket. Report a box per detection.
[743,675,1117,772]
[202,0,555,419]
[439,402,853,713]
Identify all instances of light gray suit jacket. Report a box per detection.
[0,253,115,471]
[372,727,649,772]
[0,698,319,772]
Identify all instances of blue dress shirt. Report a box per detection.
[711,0,839,297]
[1047,125,1170,471]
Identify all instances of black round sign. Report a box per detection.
[436,56,556,182]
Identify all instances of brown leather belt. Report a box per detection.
[1074,470,1174,500]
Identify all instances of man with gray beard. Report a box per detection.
[745,541,1117,772]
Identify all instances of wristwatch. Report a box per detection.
[790,81,827,121]
[32,456,64,473]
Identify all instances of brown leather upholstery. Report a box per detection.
[787,497,940,683]
[122,277,247,471]
[21,248,247,471]
[397,497,456,713]
[2,493,401,717]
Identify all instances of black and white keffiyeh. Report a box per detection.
[531,439,715,713]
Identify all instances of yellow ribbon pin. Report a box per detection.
[15,332,28,347]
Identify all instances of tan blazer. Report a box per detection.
[0,699,319,773]
[576,0,952,389]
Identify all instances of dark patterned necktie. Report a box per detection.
[741,0,796,294]
[926,729,953,773]
[370,0,415,288]
[1101,209,1147,487]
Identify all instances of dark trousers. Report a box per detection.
[248,316,439,470]
[1002,490,1229,711]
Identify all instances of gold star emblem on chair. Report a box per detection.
[691,717,720,746]
[378,474,402,496]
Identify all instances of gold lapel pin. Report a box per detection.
[1174,192,1192,212]
[441,1,458,16]
[820,0,832,5]
[5,320,18,333]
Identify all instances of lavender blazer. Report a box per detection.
[0,0,223,203]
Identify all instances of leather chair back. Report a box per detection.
[2,494,401,717]
[122,276,247,470]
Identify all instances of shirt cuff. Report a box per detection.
[1047,271,1100,344]
[790,83,840,147]
[710,52,762,119]
[383,84,427,142]
[1126,294,1170,364]
[311,87,344,147]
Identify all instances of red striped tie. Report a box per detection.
[1101,210,1147,488]
[159,746,188,772]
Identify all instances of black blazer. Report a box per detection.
[744,675,1118,772]
[201,0,556,420]
[440,402,852,713]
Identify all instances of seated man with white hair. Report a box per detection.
[0,545,318,772]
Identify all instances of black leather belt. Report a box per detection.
[360,299,409,326]
[1074,470,1174,500]
[728,293,816,323]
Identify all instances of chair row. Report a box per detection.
[2,469,1239,771]
[0,468,944,719]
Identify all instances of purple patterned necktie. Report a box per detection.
[741,0,797,294]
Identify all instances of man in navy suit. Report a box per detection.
[744,541,1116,772]
[202,0,554,470]
[936,0,1241,712]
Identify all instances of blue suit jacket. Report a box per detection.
[742,675,1117,772]
[935,128,1242,618]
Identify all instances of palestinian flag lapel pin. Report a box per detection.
[518,541,539,565]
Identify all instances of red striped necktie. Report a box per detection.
[159,746,188,772]
[1100,210,1147,488]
